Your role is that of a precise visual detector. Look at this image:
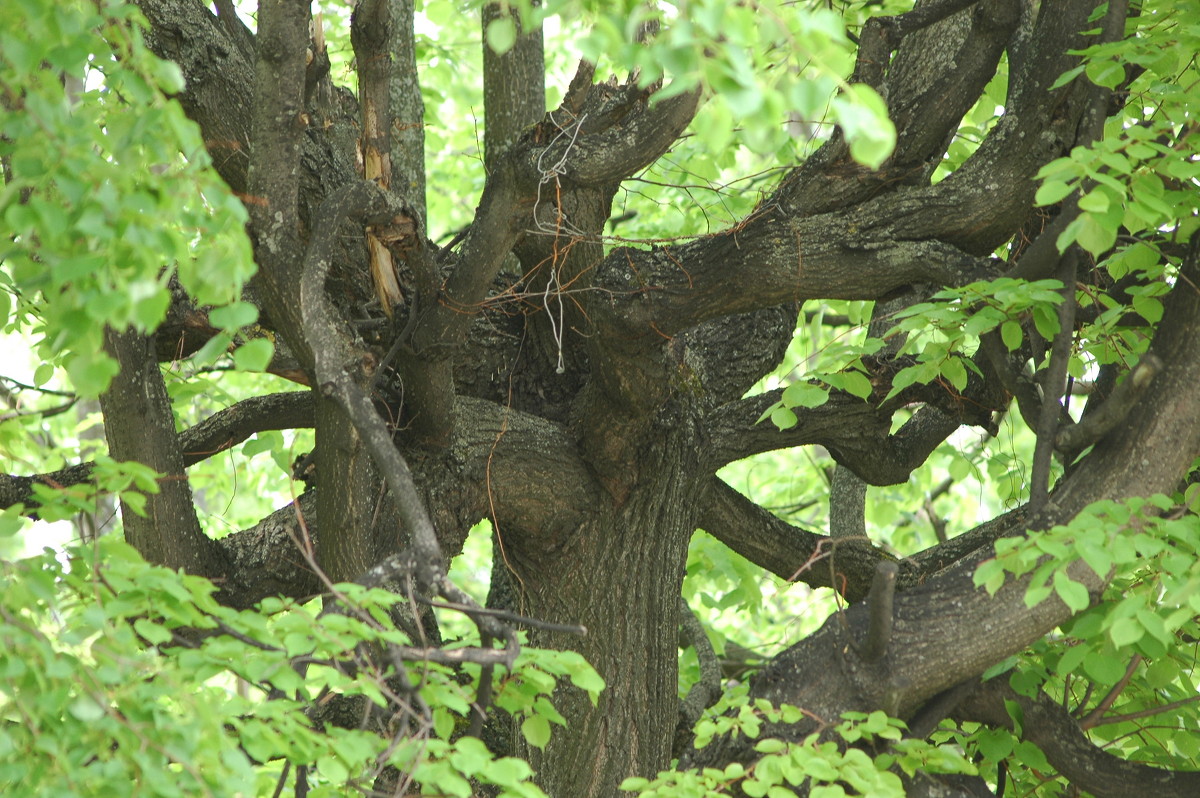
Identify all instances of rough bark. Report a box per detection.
[99,326,217,573]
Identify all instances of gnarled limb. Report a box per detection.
[698,477,908,603]
[957,679,1200,798]
[689,252,1200,771]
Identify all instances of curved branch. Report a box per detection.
[675,597,722,757]
[299,180,518,649]
[1056,353,1162,457]
[0,392,313,513]
[299,180,436,574]
[180,391,314,465]
[698,477,907,603]
[957,679,1200,798]
[706,391,961,487]
[556,88,701,188]
[690,252,1200,773]
[593,222,997,348]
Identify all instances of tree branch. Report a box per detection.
[0,392,313,514]
[1029,249,1078,510]
[99,327,216,573]
[698,477,907,603]
[675,596,722,757]
[299,180,516,649]
[482,2,544,169]
[691,251,1200,770]
[243,0,313,369]
[706,391,963,487]
[856,561,898,665]
[957,679,1200,798]
[1056,353,1162,457]
[389,0,426,226]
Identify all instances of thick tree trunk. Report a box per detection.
[506,422,705,796]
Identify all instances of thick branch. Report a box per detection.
[99,327,216,573]
[698,477,905,603]
[857,561,898,664]
[352,0,406,317]
[692,250,1200,769]
[675,597,721,757]
[482,2,544,170]
[1056,353,1162,456]
[1029,251,1078,509]
[706,391,961,486]
[298,181,518,652]
[957,680,1200,798]
[592,217,996,350]
[299,181,424,578]
[243,0,313,368]
[552,89,701,187]
[829,465,867,541]
[389,0,426,225]
[180,391,314,465]
[0,392,313,514]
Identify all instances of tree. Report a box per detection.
[2,0,1200,796]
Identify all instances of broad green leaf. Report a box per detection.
[1000,320,1023,351]
[521,715,551,750]
[1035,179,1075,206]
[1053,570,1090,613]
[486,16,518,55]
[232,338,274,372]
[783,381,830,409]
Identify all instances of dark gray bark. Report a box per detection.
[99,326,218,573]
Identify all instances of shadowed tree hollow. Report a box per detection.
[2,1,1200,797]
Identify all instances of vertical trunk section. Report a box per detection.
[100,327,215,572]
[389,0,426,223]
[504,430,704,796]
[481,2,544,169]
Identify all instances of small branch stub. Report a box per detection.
[860,560,899,664]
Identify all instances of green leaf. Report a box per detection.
[33,362,55,387]
[837,370,873,400]
[833,84,896,169]
[974,729,1014,762]
[486,17,518,55]
[68,696,106,722]
[940,357,968,393]
[754,738,787,754]
[1132,294,1163,324]
[782,381,829,409]
[66,351,120,398]
[1000,320,1023,351]
[1084,650,1128,683]
[1053,570,1090,613]
[1035,179,1074,206]
[232,338,274,372]
[1076,213,1118,256]
[1013,740,1052,773]
[1077,189,1110,213]
[1031,305,1060,340]
[521,715,551,750]
[1086,59,1124,89]
[209,301,258,329]
[567,667,605,703]
[770,406,798,430]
